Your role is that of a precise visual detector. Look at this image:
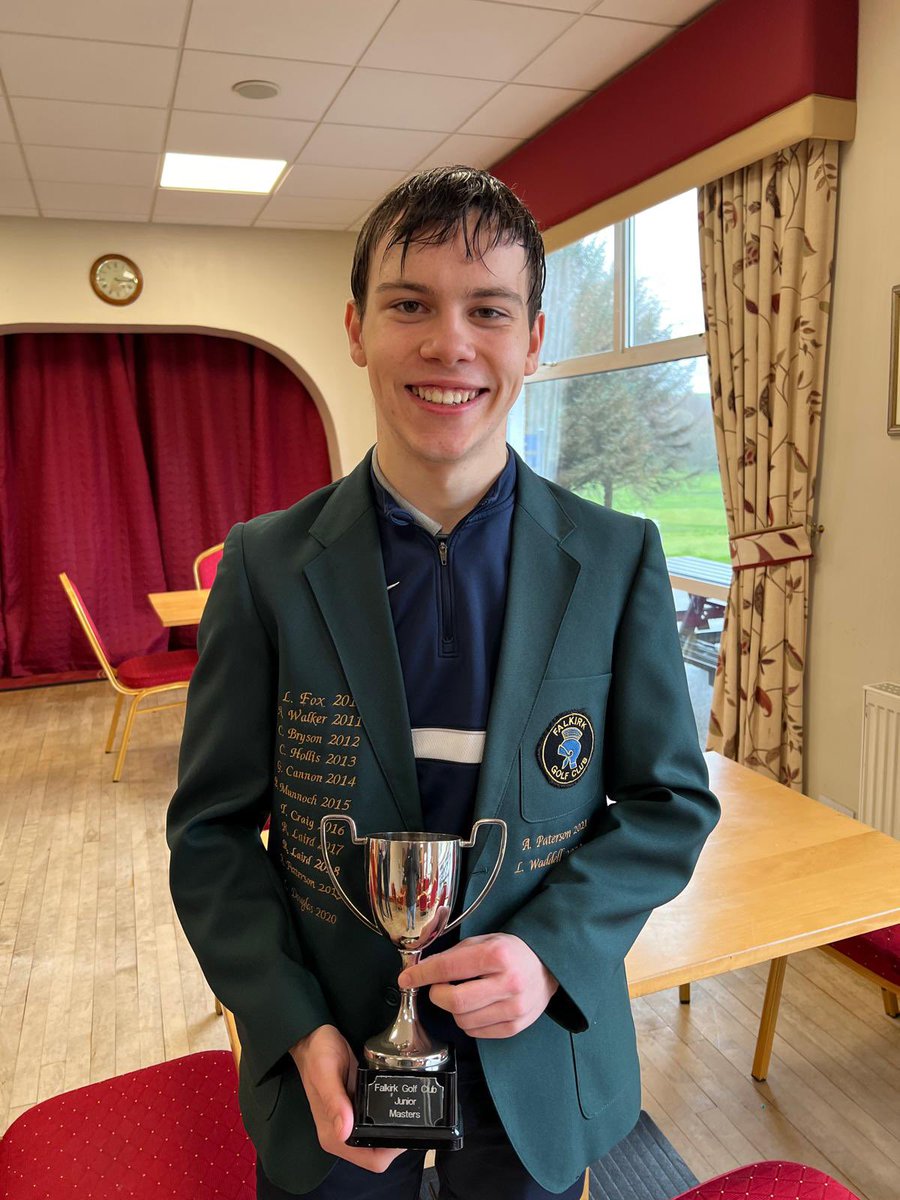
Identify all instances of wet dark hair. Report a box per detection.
[350,165,545,325]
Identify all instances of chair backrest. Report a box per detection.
[58,572,117,685]
[193,543,224,589]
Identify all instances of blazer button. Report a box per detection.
[385,986,401,1006]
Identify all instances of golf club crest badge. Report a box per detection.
[537,711,595,788]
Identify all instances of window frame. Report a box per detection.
[532,194,707,385]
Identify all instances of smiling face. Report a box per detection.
[345,223,544,482]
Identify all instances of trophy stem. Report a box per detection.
[363,949,449,1071]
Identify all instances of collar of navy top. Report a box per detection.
[370,445,517,539]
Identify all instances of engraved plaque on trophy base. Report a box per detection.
[347,1048,463,1150]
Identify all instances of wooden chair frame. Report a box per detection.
[820,943,900,1017]
[193,542,225,589]
[677,939,899,1088]
[59,572,190,782]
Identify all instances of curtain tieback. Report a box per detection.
[729,524,813,570]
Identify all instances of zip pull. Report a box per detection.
[437,536,448,567]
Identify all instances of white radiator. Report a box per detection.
[859,683,900,838]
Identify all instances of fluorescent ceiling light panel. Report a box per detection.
[160,152,286,194]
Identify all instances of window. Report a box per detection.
[508,191,728,738]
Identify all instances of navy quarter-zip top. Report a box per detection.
[371,449,516,841]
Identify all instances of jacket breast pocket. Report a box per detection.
[520,673,611,824]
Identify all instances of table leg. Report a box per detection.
[752,956,787,1081]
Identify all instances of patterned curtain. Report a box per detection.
[698,139,838,787]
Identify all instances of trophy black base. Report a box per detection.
[347,1048,463,1151]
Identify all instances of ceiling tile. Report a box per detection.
[42,209,148,222]
[0,34,178,107]
[591,0,713,24]
[186,0,396,64]
[167,110,314,160]
[255,219,350,230]
[259,193,368,224]
[516,14,670,89]
[325,68,501,133]
[299,125,444,171]
[488,0,594,9]
[0,143,28,179]
[0,0,190,46]
[414,133,521,172]
[175,50,350,122]
[0,104,16,142]
[361,0,576,82]
[34,179,153,216]
[0,180,35,207]
[26,145,160,187]
[153,189,266,224]
[12,98,167,152]
[461,82,586,138]
[279,164,403,200]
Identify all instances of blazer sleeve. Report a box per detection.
[501,519,720,1032]
[167,524,334,1085]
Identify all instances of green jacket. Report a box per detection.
[167,451,719,1194]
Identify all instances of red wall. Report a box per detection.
[492,0,858,230]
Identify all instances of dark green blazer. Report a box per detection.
[167,451,719,1194]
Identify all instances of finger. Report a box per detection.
[399,938,502,988]
[331,1144,407,1172]
[428,976,514,1016]
[466,1020,524,1039]
[453,997,536,1034]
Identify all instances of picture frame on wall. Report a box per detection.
[890,285,900,435]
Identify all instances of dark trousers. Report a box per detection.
[256,1066,585,1200]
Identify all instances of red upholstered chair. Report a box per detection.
[194,542,225,589]
[671,1160,862,1200]
[0,1051,254,1199]
[59,572,197,782]
[823,924,900,1018]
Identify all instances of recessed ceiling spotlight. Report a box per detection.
[232,79,280,100]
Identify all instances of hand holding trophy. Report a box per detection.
[319,817,507,1150]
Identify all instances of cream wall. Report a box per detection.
[0,216,376,476]
[805,0,900,810]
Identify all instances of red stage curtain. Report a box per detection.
[0,332,331,677]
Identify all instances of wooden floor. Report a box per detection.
[1,682,898,1199]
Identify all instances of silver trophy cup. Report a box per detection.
[320,817,507,1071]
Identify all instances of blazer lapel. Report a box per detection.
[304,455,422,832]
[471,460,581,861]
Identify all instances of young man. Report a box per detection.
[168,167,719,1199]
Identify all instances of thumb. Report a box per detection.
[312,1067,354,1142]
[331,1101,353,1142]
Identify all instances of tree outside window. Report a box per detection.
[508,191,729,737]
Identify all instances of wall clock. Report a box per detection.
[90,253,143,305]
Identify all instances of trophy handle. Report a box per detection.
[442,818,507,936]
[319,815,379,934]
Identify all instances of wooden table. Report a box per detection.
[666,555,731,603]
[147,589,209,627]
[666,557,731,681]
[626,752,900,1078]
